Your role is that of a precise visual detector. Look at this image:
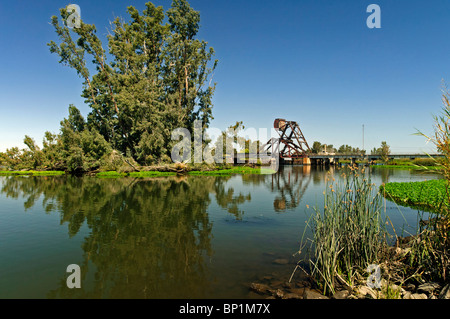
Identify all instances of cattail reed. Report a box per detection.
[304,167,387,296]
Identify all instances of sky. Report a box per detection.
[1,0,450,154]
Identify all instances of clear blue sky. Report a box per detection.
[1,0,449,153]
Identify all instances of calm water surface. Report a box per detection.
[0,166,442,298]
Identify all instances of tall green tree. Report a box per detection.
[378,141,391,163]
[59,105,112,173]
[371,141,390,162]
[48,0,217,165]
[338,144,361,155]
[311,141,322,154]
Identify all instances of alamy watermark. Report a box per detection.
[66,264,81,288]
[366,4,381,29]
[64,3,380,32]
[171,120,279,174]
[366,264,382,289]
[66,4,81,29]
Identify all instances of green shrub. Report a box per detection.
[412,158,438,167]
[388,159,412,165]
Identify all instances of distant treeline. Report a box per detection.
[310,141,391,159]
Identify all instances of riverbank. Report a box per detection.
[247,240,450,299]
[371,158,443,171]
[1,160,443,177]
[248,217,450,300]
[96,166,268,177]
[0,165,275,178]
[336,158,443,171]
[0,170,65,176]
[373,164,442,171]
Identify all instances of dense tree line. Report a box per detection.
[310,141,391,158]
[310,141,367,155]
[0,0,217,173]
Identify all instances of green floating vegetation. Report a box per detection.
[380,179,449,213]
[0,170,65,176]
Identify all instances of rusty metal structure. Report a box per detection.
[260,118,311,160]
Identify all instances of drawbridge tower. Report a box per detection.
[260,119,311,163]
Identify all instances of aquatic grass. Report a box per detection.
[407,210,450,283]
[415,84,450,182]
[406,84,450,284]
[300,167,388,296]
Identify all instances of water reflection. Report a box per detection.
[241,166,317,212]
[1,176,220,298]
[214,178,252,220]
[268,166,312,212]
[0,166,442,298]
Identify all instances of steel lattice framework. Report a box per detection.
[260,119,311,159]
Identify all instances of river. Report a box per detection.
[0,165,443,298]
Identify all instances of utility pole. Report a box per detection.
[362,124,365,157]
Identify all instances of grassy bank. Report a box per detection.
[338,159,443,171]
[187,166,275,176]
[374,164,442,170]
[0,165,273,178]
[373,158,444,171]
[0,170,65,176]
[97,166,273,177]
[381,179,449,213]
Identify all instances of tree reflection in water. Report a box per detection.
[1,176,220,298]
[213,178,252,220]
[0,167,316,298]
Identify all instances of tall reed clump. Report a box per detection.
[408,213,449,283]
[410,85,450,283]
[301,167,387,296]
[416,85,450,180]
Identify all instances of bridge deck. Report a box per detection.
[308,154,443,160]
